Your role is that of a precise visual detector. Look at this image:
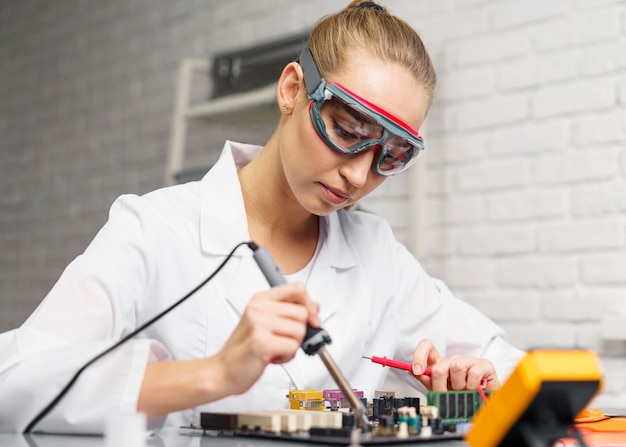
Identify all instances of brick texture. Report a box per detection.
[1,0,625,407]
[411,0,626,407]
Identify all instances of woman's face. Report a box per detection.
[280,50,429,217]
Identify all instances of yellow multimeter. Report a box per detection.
[466,349,603,447]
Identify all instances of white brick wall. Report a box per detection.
[1,0,625,408]
[402,0,626,407]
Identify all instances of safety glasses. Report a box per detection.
[299,47,424,176]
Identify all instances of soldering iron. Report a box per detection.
[250,242,371,429]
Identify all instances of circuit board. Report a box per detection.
[186,389,489,445]
[196,427,463,445]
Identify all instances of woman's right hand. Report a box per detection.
[215,281,321,396]
[138,281,320,417]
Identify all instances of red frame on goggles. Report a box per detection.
[299,46,424,176]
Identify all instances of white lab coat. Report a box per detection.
[0,141,524,434]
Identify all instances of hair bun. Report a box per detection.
[355,2,385,12]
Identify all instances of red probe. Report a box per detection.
[362,356,432,376]
[363,356,489,401]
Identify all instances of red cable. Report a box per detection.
[477,378,489,403]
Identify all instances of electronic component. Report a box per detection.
[371,395,421,423]
[397,406,421,435]
[466,349,603,447]
[426,389,489,431]
[288,389,326,411]
[323,388,365,411]
[419,405,441,436]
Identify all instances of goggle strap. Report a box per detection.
[299,46,326,101]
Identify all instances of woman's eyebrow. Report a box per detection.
[339,101,380,127]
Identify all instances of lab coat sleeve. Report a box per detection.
[0,195,171,434]
[393,248,524,385]
[430,278,525,382]
[0,329,169,434]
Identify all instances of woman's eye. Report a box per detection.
[333,121,361,142]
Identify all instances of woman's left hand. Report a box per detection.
[410,339,501,392]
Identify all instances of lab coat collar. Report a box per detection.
[319,212,357,271]
[198,140,358,271]
[199,141,260,255]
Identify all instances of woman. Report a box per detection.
[0,1,524,434]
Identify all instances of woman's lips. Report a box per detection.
[321,183,350,205]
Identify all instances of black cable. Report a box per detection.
[24,241,253,433]
[22,434,39,447]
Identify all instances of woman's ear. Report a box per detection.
[276,61,305,114]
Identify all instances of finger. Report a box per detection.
[412,339,444,376]
[257,282,307,303]
[465,361,500,390]
[239,306,309,358]
[256,282,321,327]
[411,372,432,391]
[448,356,473,390]
[253,329,301,365]
[307,301,321,327]
[219,330,301,395]
[225,321,301,365]
[267,336,302,364]
[429,359,451,391]
[288,282,321,327]
[258,313,309,341]
[484,375,501,390]
[246,298,309,325]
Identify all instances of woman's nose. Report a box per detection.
[339,147,377,187]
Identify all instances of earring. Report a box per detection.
[281,106,288,113]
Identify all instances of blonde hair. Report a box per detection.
[308,1,437,108]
